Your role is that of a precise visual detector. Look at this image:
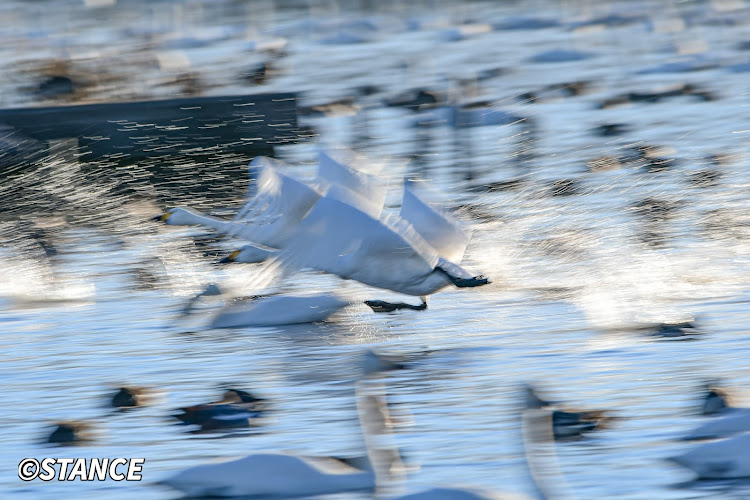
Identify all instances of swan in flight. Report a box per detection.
[224,182,488,310]
[159,351,405,498]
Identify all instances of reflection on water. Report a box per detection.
[3,0,750,499]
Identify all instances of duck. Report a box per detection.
[700,380,732,416]
[174,388,269,431]
[223,181,488,311]
[523,384,614,440]
[47,420,95,445]
[668,431,750,479]
[159,351,405,498]
[111,386,153,408]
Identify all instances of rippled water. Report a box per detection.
[4,1,750,499]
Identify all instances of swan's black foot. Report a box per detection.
[365,299,428,313]
[450,274,490,288]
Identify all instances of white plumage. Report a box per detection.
[231,182,485,300]
[160,452,376,498]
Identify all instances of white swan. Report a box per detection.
[226,183,488,307]
[160,351,404,498]
[668,431,750,479]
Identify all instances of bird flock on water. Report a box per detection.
[150,148,750,497]
[40,148,750,499]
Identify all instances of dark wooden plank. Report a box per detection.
[0,93,299,160]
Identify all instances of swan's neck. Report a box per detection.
[521,409,575,500]
[354,378,403,492]
[180,210,234,233]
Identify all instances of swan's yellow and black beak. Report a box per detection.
[218,249,240,264]
[152,212,171,222]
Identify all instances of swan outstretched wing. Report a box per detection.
[317,147,386,218]
[231,157,322,247]
[324,183,384,219]
[400,181,470,263]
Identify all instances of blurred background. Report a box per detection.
[3,0,750,498]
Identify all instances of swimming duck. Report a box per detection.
[174,388,268,431]
[523,384,613,440]
[111,386,152,408]
[700,380,731,415]
[47,420,95,445]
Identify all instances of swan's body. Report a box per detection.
[161,351,402,498]
[161,453,376,498]
[276,194,481,297]
[234,180,487,302]
[669,431,750,479]
[682,408,750,440]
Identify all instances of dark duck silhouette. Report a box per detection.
[174,388,269,431]
[700,380,732,416]
[523,384,614,439]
